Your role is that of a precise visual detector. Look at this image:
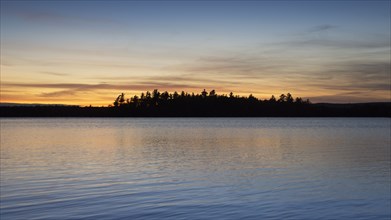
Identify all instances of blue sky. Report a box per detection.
[1,0,390,105]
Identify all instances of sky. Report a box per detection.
[1,0,390,106]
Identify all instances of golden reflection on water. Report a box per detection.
[2,118,389,177]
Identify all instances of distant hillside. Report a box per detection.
[315,102,391,107]
[0,102,389,117]
[0,103,78,107]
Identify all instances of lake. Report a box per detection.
[0,118,390,219]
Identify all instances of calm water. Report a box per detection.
[0,118,390,219]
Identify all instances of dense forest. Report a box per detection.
[0,89,390,117]
[109,89,311,116]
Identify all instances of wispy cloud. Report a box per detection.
[275,24,390,51]
[2,82,211,99]
[10,9,121,27]
[92,69,260,87]
[16,11,69,23]
[308,91,390,103]
[276,38,390,50]
[308,24,337,33]
[40,71,70,76]
[164,55,293,78]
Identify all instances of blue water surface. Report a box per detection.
[1,118,390,219]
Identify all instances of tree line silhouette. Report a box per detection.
[0,89,389,117]
[110,89,312,116]
[113,89,310,107]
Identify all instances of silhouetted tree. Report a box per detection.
[269,95,276,102]
[201,89,208,98]
[173,91,179,99]
[278,94,286,102]
[152,89,160,100]
[286,93,293,103]
[114,93,125,107]
[146,91,151,99]
[131,95,139,105]
[161,91,169,101]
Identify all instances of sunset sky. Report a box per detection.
[1,1,390,106]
